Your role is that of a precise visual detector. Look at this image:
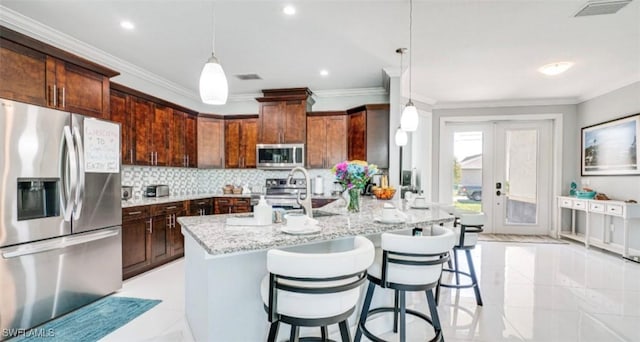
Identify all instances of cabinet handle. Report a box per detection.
[128,211,142,215]
[60,87,65,108]
[228,207,231,214]
[187,155,189,166]
[52,85,58,107]
[172,214,176,228]
[150,152,153,165]
[130,149,133,164]
[167,215,172,228]
[165,206,177,210]
[147,218,153,234]
[155,152,158,165]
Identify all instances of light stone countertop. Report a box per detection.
[177,197,455,256]
[121,193,340,208]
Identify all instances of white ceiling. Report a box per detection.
[2,0,639,109]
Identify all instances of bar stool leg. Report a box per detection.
[399,290,407,342]
[465,249,483,306]
[338,320,351,342]
[435,278,441,305]
[453,249,460,285]
[321,326,328,341]
[267,321,280,342]
[425,290,441,331]
[290,325,300,342]
[354,282,376,342]
[393,289,399,333]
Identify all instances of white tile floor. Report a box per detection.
[101,241,640,342]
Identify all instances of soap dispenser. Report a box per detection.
[254,195,273,225]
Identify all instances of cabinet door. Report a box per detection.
[214,198,233,214]
[325,116,347,167]
[56,60,109,119]
[0,38,48,106]
[241,119,258,168]
[283,100,306,143]
[224,120,241,168]
[185,114,198,168]
[306,116,326,168]
[348,111,366,161]
[110,90,133,164]
[169,211,185,257]
[122,217,151,280]
[131,97,153,165]
[152,105,172,166]
[151,215,171,264]
[259,102,282,143]
[197,117,224,168]
[171,110,186,167]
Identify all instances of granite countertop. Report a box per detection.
[122,193,340,208]
[177,197,455,256]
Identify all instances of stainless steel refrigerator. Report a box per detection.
[0,99,122,337]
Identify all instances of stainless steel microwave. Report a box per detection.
[256,144,305,169]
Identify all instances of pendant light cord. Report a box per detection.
[211,1,216,54]
[408,0,413,101]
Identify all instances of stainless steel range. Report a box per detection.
[264,177,308,209]
[0,99,122,338]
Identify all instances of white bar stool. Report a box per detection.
[354,226,456,342]
[261,236,375,342]
[437,212,485,306]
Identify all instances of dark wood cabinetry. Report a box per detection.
[152,105,172,166]
[0,27,117,118]
[257,88,314,144]
[197,116,225,168]
[225,116,258,168]
[214,197,252,214]
[306,112,347,168]
[110,89,133,164]
[347,104,390,168]
[171,110,198,167]
[121,207,152,280]
[189,198,214,216]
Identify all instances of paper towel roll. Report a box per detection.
[313,176,324,195]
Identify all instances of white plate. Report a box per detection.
[281,225,321,235]
[374,216,406,224]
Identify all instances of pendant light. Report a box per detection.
[400,0,418,132]
[395,127,408,146]
[199,2,228,105]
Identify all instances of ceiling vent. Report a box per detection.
[574,0,633,17]
[235,74,262,81]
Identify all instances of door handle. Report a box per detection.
[1,228,119,259]
[496,190,502,196]
[72,126,85,219]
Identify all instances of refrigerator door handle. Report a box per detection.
[59,126,77,222]
[72,126,85,219]
[1,228,119,259]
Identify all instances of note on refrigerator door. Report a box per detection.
[84,119,120,173]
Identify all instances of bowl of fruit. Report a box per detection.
[372,186,396,200]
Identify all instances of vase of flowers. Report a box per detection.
[332,160,379,213]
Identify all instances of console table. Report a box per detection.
[556,196,640,260]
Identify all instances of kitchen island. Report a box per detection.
[178,197,454,341]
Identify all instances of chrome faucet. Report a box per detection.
[286,166,313,218]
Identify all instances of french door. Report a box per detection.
[441,120,553,235]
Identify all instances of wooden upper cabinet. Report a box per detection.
[184,114,198,168]
[131,96,154,165]
[0,27,118,117]
[171,110,186,167]
[347,104,390,168]
[109,90,132,164]
[225,117,258,169]
[152,105,172,166]
[257,88,313,144]
[198,116,225,168]
[306,113,347,169]
[0,38,48,106]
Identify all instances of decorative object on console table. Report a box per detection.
[581,113,639,176]
[332,160,379,213]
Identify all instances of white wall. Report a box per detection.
[576,81,640,200]
[429,104,579,202]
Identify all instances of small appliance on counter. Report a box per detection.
[144,185,170,197]
[121,186,133,200]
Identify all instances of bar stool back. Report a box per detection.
[437,212,485,306]
[261,236,375,342]
[355,226,455,342]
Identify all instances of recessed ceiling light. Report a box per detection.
[120,21,135,30]
[283,5,296,15]
[538,61,574,76]
[320,69,329,77]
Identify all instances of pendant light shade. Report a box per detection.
[400,101,418,132]
[395,127,408,146]
[199,53,228,105]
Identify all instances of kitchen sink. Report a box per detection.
[312,210,339,218]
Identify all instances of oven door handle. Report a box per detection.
[1,228,119,259]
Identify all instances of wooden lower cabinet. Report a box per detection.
[189,198,214,216]
[122,207,152,280]
[214,197,252,214]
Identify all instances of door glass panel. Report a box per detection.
[453,131,482,213]
[505,129,537,224]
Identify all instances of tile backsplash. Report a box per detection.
[121,166,336,199]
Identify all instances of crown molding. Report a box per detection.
[313,87,388,98]
[433,97,581,109]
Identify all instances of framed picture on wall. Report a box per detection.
[581,113,640,176]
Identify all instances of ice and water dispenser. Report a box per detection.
[17,178,60,221]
